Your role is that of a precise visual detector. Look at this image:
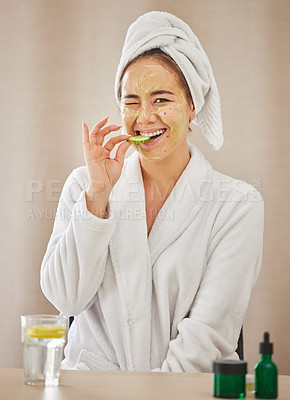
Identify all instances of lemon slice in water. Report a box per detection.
[27,325,66,339]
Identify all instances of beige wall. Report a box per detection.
[1,0,289,374]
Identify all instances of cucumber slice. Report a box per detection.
[126,135,151,143]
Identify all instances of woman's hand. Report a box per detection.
[82,117,131,218]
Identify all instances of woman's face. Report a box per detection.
[120,57,195,161]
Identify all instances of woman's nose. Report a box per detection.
[136,103,157,124]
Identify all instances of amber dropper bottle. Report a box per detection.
[254,332,278,399]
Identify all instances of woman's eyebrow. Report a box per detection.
[151,90,175,96]
[123,90,175,99]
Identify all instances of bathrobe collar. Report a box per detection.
[109,142,213,370]
[148,143,213,264]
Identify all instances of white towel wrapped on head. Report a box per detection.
[114,10,224,151]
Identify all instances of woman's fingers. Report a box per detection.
[82,121,90,148]
[89,118,121,146]
[84,117,108,147]
[103,135,130,153]
[93,125,123,146]
[81,118,131,193]
[82,118,128,167]
[90,117,109,136]
[115,141,132,166]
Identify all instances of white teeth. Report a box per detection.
[139,129,166,137]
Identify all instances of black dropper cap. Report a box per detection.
[259,332,273,355]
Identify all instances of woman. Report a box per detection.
[40,11,264,372]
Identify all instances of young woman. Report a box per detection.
[40,11,264,372]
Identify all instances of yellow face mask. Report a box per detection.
[120,57,195,161]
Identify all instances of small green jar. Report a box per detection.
[213,360,247,399]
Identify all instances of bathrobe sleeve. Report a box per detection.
[154,192,264,372]
[40,168,116,316]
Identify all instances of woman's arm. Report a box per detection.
[40,168,116,316]
[154,193,264,372]
[41,119,131,316]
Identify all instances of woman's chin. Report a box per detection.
[138,136,186,162]
[137,146,174,162]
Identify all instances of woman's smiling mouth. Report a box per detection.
[138,129,167,148]
[136,128,167,139]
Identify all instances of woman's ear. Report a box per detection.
[189,105,195,122]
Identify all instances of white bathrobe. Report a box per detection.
[40,143,264,372]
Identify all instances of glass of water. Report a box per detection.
[21,314,68,386]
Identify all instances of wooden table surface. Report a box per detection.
[0,369,289,399]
